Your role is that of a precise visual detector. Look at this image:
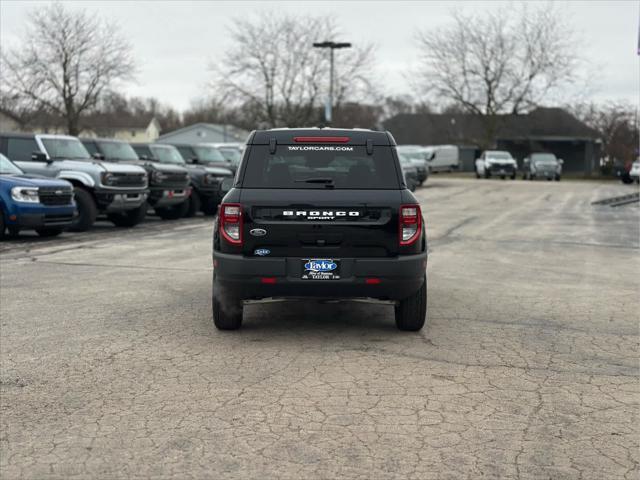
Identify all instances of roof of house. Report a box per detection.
[157,123,248,141]
[384,108,599,146]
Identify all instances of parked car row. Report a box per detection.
[475,150,563,181]
[0,131,241,238]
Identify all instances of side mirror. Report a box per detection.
[558,159,564,165]
[191,157,199,164]
[139,155,149,160]
[92,152,105,160]
[31,151,49,162]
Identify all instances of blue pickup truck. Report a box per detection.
[0,153,76,238]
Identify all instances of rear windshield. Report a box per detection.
[242,145,400,189]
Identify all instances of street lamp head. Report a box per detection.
[312,41,352,49]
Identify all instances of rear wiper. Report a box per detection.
[295,177,335,188]
[296,177,334,184]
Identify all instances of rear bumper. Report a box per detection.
[213,251,428,301]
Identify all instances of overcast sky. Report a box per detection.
[1,0,638,112]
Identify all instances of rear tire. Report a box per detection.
[484,170,491,179]
[35,228,63,237]
[212,274,243,330]
[201,197,218,216]
[70,187,97,232]
[156,201,189,220]
[108,201,147,228]
[555,175,561,181]
[185,190,201,217]
[395,276,427,331]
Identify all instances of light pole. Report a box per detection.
[313,41,351,124]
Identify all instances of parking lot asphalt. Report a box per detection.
[1,177,638,479]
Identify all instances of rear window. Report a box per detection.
[241,145,401,189]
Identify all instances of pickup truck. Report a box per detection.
[81,138,191,219]
[0,133,148,230]
[131,143,233,217]
[475,150,517,179]
[212,128,428,331]
[0,153,76,238]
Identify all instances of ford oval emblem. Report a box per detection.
[250,228,267,237]
[304,260,337,272]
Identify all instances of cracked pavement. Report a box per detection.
[1,178,638,479]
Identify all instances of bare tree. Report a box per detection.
[571,101,639,166]
[415,3,579,145]
[1,2,135,135]
[211,13,375,128]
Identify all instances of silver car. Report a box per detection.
[522,153,563,181]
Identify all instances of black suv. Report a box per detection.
[131,143,233,217]
[212,128,428,331]
[81,138,191,219]
[163,142,238,174]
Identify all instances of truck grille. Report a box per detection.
[159,172,189,186]
[111,173,147,188]
[38,187,74,206]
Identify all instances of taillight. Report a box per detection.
[399,204,422,246]
[220,203,243,245]
[293,136,350,143]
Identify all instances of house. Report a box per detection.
[156,123,249,145]
[384,108,602,174]
[0,110,161,142]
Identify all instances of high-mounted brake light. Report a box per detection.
[399,204,422,246]
[220,203,243,245]
[293,136,350,143]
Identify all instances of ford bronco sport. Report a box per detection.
[212,128,428,331]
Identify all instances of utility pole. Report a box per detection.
[312,41,351,125]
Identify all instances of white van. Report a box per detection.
[423,145,460,172]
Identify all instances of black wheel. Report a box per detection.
[510,172,516,180]
[212,273,243,330]
[484,170,491,179]
[500,175,506,180]
[529,174,535,181]
[621,173,633,184]
[6,226,19,237]
[108,201,147,228]
[70,187,97,232]
[0,210,5,239]
[156,201,189,220]
[555,175,561,181]
[201,197,218,216]
[35,228,63,237]
[185,190,201,217]
[395,275,427,331]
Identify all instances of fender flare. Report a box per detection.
[57,171,95,189]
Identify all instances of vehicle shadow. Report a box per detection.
[239,299,398,334]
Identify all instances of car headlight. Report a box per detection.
[101,172,116,186]
[151,171,168,183]
[11,186,39,203]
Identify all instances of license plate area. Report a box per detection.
[302,259,340,280]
